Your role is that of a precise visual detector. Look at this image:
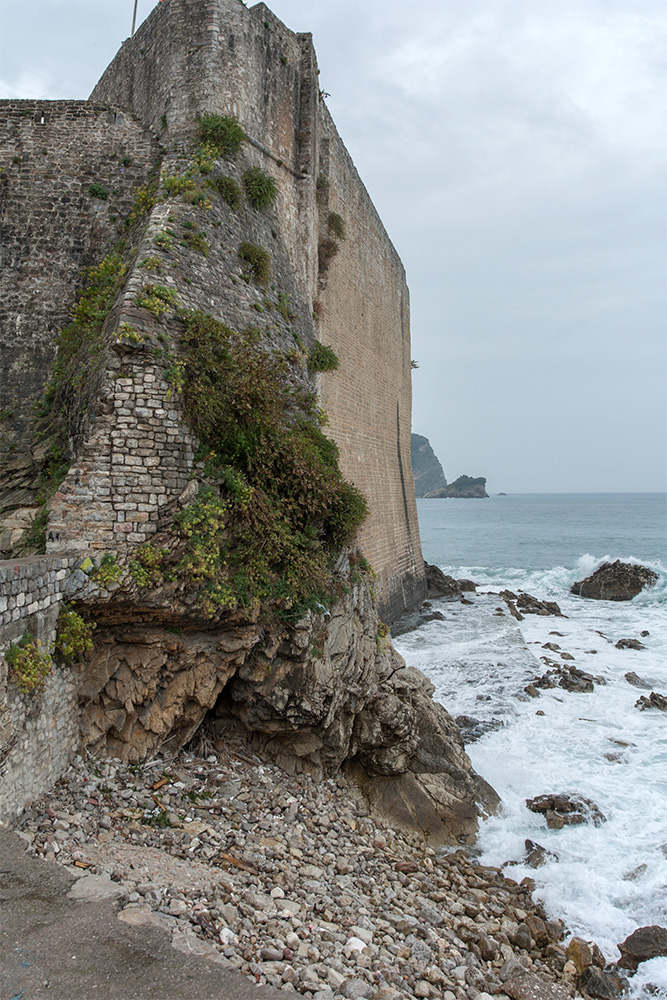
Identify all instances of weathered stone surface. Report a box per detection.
[74,570,498,846]
[578,966,626,999]
[571,560,658,601]
[615,638,645,650]
[617,924,667,969]
[526,793,606,829]
[523,839,558,869]
[424,562,476,598]
[625,671,652,689]
[516,593,564,617]
[504,971,570,999]
[635,692,667,712]
[565,937,593,974]
[67,874,129,906]
[411,434,447,497]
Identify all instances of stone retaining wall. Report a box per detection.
[0,555,84,821]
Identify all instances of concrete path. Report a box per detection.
[0,827,283,1000]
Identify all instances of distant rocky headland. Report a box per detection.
[411,435,488,498]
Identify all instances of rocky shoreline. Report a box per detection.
[12,741,622,1000]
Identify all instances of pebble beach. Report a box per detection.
[13,742,592,1000]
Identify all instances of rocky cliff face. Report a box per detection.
[427,475,489,499]
[411,434,447,497]
[72,553,497,846]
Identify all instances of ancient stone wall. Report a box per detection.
[316,108,425,619]
[88,0,426,618]
[0,100,160,462]
[90,0,320,297]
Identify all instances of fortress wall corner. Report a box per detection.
[317,109,427,618]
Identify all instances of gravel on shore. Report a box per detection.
[12,744,588,1000]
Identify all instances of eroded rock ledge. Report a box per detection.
[75,562,498,847]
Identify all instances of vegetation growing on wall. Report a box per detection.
[4,632,52,694]
[328,212,346,241]
[238,243,271,285]
[55,607,95,663]
[208,174,242,209]
[198,113,245,159]
[88,182,109,200]
[157,309,368,621]
[242,166,278,211]
[318,238,339,273]
[308,342,339,373]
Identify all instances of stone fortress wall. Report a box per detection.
[86,0,427,614]
[0,0,428,817]
[0,101,160,464]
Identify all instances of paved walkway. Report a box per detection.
[0,827,283,1000]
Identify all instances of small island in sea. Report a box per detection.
[411,434,489,497]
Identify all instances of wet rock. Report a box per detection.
[617,924,667,969]
[623,863,648,882]
[578,966,626,999]
[570,560,658,601]
[532,663,604,695]
[526,793,606,829]
[635,692,667,712]
[625,671,652,690]
[615,638,646,650]
[455,715,503,744]
[566,937,594,974]
[424,562,476,598]
[523,840,558,869]
[516,593,565,617]
[391,608,446,637]
[500,591,524,621]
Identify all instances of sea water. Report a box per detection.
[393,494,667,997]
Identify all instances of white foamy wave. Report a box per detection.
[394,565,667,999]
[439,554,667,607]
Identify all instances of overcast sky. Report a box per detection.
[1,0,665,493]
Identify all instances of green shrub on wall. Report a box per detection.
[308,342,339,373]
[198,113,245,159]
[55,607,95,663]
[159,309,368,620]
[208,175,242,209]
[238,243,271,285]
[88,182,109,200]
[242,166,278,211]
[5,633,52,694]
[328,212,346,240]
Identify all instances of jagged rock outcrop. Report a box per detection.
[75,560,498,846]
[617,925,667,970]
[424,562,476,598]
[571,560,658,601]
[427,475,488,499]
[411,434,447,497]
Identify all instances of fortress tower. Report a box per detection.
[0,0,427,619]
